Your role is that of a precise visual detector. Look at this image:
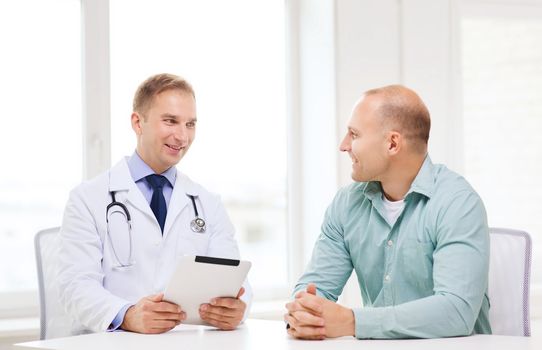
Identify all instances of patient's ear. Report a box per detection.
[387,131,401,155]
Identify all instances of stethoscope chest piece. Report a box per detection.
[190,217,206,233]
[188,194,206,233]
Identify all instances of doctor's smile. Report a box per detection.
[165,144,183,152]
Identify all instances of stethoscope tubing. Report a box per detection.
[105,186,206,268]
[106,192,134,268]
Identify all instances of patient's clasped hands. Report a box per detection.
[285,283,355,340]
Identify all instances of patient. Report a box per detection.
[285,85,491,339]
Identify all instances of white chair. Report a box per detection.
[34,227,72,339]
[488,227,532,336]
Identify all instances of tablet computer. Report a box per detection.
[163,255,251,325]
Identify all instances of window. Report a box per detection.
[0,0,82,309]
[109,0,288,297]
[460,3,542,289]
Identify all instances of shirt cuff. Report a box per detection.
[108,304,133,331]
[352,306,387,339]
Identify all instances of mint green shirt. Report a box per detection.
[294,156,491,338]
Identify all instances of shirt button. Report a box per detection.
[384,274,391,282]
[387,240,393,247]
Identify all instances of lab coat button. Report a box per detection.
[384,274,390,282]
[387,240,393,247]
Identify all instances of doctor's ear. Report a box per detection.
[131,112,143,135]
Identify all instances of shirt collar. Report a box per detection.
[126,151,176,187]
[362,154,435,200]
[406,155,434,199]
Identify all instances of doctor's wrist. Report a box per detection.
[109,303,132,331]
[120,305,136,331]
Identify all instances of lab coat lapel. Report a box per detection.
[163,170,196,239]
[109,158,156,222]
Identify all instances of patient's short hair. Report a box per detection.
[365,85,430,152]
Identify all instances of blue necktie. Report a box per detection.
[146,174,168,233]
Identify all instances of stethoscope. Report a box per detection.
[106,189,207,269]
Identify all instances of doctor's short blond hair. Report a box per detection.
[133,73,195,117]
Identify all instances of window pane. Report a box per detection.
[0,0,82,292]
[110,0,287,294]
[461,14,542,284]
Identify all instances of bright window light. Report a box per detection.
[110,0,288,296]
[0,0,82,293]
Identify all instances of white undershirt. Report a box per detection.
[382,195,405,226]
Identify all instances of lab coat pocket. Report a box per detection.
[176,230,211,256]
[104,264,141,301]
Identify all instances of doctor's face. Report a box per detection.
[132,89,196,174]
[339,95,390,182]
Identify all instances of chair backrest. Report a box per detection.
[34,227,72,339]
[488,227,532,336]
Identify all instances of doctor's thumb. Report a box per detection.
[148,293,164,302]
[236,287,245,299]
[306,283,317,295]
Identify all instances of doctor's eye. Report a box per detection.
[186,121,196,128]
[164,118,177,125]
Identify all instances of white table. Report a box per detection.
[15,319,539,350]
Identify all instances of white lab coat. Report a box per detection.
[56,158,252,335]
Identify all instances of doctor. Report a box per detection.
[57,73,251,335]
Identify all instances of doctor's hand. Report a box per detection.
[199,287,246,330]
[284,283,355,340]
[121,293,186,334]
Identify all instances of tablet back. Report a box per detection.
[163,255,251,325]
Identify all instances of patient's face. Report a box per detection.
[340,96,390,182]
